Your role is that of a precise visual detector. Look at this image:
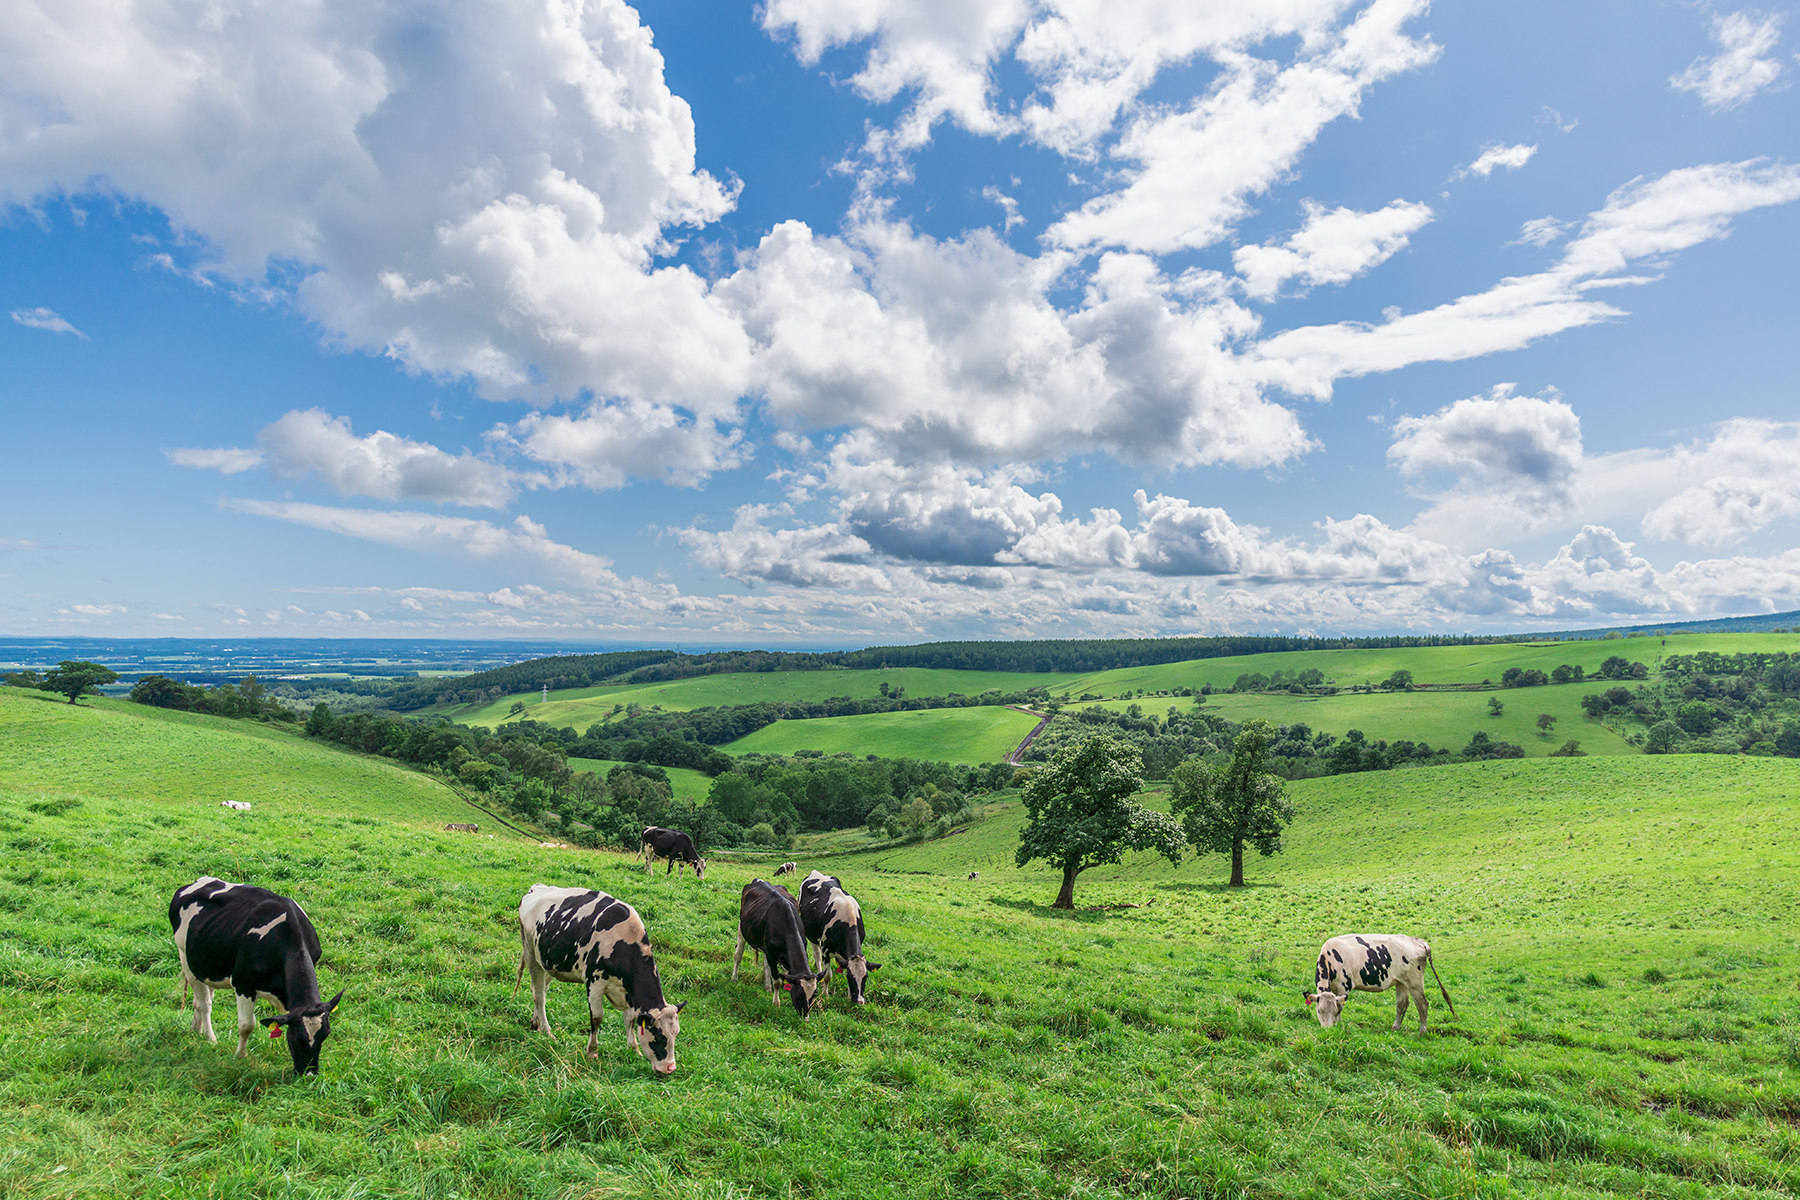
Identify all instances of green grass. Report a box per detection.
[721,705,1041,764]
[442,667,1084,729]
[1098,684,1639,757]
[9,687,1800,1197]
[567,759,714,805]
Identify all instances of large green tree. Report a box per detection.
[1015,735,1185,909]
[41,661,119,705]
[1169,719,1295,887]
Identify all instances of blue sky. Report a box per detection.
[4,0,1799,643]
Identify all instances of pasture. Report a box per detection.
[441,667,1083,729]
[565,759,713,806]
[6,685,1800,1196]
[720,704,1041,764]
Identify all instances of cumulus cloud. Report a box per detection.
[1638,419,1800,547]
[507,400,746,490]
[1388,384,1582,516]
[228,500,616,586]
[256,409,522,507]
[1672,11,1787,112]
[678,505,889,589]
[1046,0,1439,253]
[10,306,88,338]
[1456,143,1536,179]
[1234,198,1433,300]
[2,0,748,424]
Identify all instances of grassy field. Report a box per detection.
[721,705,1041,764]
[7,685,1800,1196]
[1087,684,1641,757]
[442,667,1085,729]
[566,758,714,805]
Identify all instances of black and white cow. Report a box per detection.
[1305,933,1454,1033]
[168,876,343,1075]
[733,880,822,1018]
[515,884,686,1074]
[798,871,880,1005]
[774,861,798,876]
[641,826,706,879]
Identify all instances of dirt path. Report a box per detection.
[1007,706,1054,764]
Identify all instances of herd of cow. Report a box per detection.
[168,823,1450,1078]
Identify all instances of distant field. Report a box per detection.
[567,758,713,805]
[1057,631,1800,696]
[442,666,1083,729]
[1085,683,1642,756]
[0,689,488,829]
[723,705,1040,763]
[8,687,1800,1196]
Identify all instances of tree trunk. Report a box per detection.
[1053,863,1079,909]
[1230,839,1245,887]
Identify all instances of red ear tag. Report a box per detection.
[269,1025,283,1038]
[783,982,792,991]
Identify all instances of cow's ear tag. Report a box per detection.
[268,1024,283,1038]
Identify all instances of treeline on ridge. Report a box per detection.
[384,632,1536,709]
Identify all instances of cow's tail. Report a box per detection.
[1426,949,1456,1019]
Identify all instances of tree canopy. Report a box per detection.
[1169,719,1295,887]
[40,661,119,704]
[1014,734,1185,909]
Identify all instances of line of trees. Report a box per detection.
[128,674,298,722]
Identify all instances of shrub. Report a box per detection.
[1548,740,1586,757]
[1645,720,1683,754]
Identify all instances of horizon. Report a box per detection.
[6,1,1799,640]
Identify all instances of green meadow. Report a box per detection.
[566,759,714,806]
[721,705,1041,764]
[442,667,1082,730]
[7,684,1800,1196]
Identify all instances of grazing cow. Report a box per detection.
[1304,934,1455,1033]
[799,871,880,1005]
[443,822,478,833]
[168,876,343,1075]
[967,872,979,880]
[733,880,821,1018]
[514,884,686,1074]
[774,861,798,876]
[641,826,706,878]
[220,800,251,811]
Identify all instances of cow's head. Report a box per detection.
[691,858,707,881]
[780,970,822,1018]
[633,1000,686,1075]
[842,955,881,1005]
[1304,990,1343,1028]
[266,991,343,1075]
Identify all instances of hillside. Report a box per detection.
[5,688,1800,1197]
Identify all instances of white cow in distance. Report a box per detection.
[1305,934,1455,1033]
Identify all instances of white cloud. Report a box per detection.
[168,447,267,474]
[1388,384,1582,519]
[1638,419,1800,547]
[0,538,46,551]
[678,504,890,589]
[70,603,128,616]
[1234,198,1433,300]
[1509,216,1568,247]
[1045,0,1439,254]
[256,409,522,507]
[10,307,88,338]
[1456,143,1536,179]
[2,0,749,432]
[506,399,747,490]
[228,500,617,586]
[1672,11,1787,112]
[151,612,184,621]
[1254,160,1800,399]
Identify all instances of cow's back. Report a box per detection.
[169,877,321,979]
[522,884,644,980]
[1316,933,1428,995]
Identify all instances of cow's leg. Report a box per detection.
[732,932,746,980]
[666,856,675,876]
[529,961,553,1036]
[643,849,654,874]
[1414,982,1429,1034]
[190,979,217,1041]
[762,956,779,1005]
[1392,987,1409,1032]
[234,993,257,1057]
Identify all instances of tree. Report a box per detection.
[1644,720,1682,754]
[1380,669,1414,691]
[1015,735,1184,909]
[1488,697,1505,717]
[42,661,119,704]
[1169,720,1295,888]
[1536,713,1557,734]
[1548,740,1586,757]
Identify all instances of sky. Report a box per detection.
[3,0,1800,645]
